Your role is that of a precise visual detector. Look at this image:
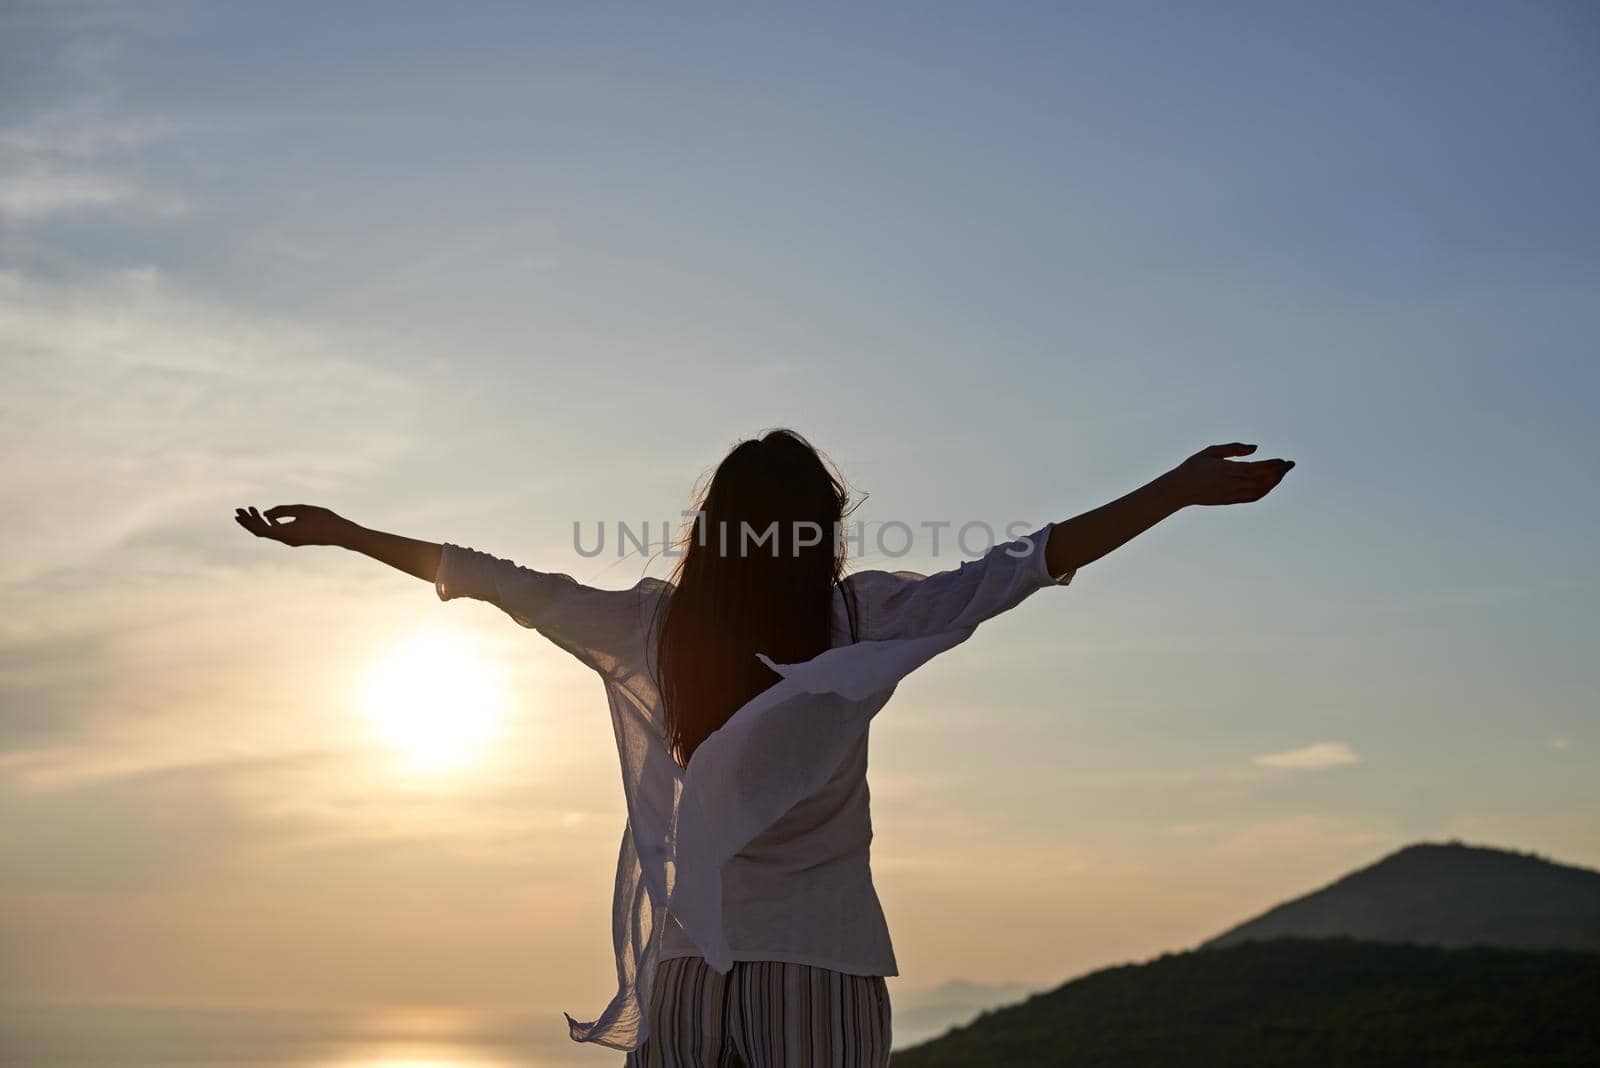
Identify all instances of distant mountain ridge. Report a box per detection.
[890,939,1600,1067]
[1205,841,1600,952]
[892,841,1600,1066]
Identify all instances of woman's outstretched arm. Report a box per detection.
[234,505,441,582]
[234,505,658,676]
[1045,442,1294,577]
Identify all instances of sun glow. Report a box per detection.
[361,631,506,771]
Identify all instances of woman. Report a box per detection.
[235,430,1292,1066]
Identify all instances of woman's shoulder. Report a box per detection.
[832,568,928,643]
[840,567,927,593]
[837,567,938,609]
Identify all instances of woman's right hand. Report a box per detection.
[234,504,357,547]
[1169,443,1294,507]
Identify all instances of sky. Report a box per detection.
[2,0,1598,1062]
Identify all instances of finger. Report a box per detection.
[263,505,307,520]
[1203,442,1257,459]
[236,513,270,537]
[248,507,284,538]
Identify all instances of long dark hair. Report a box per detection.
[654,428,858,768]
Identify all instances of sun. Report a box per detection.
[361,630,506,771]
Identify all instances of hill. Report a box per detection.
[1205,842,1600,951]
[889,939,1600,1067]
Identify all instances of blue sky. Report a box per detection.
[2,0,1597,1048]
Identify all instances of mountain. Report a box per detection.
[1205,841,1600,952]
[891,842,1600,1066]
[889,939,1600,1067]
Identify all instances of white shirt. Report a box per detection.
[435,522,1073,1052]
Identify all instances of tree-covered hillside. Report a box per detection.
[891,939,1600,1068]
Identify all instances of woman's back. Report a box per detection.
[656,581,893,971]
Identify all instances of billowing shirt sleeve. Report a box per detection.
[848,522,1073,642]
[435,543,664,677]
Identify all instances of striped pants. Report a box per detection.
[624,955,893,1067]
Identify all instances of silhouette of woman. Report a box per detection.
[236,430,1292,1067]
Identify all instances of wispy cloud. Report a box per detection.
[0,268,420,586]
[0,98,184,222]
[1253,741,1361,770]
[0,103,176,159]
[0,170,185,221]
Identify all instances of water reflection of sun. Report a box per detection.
[314,1051,523,1068]
[360,631,506,772]
[335,1058,514,1068]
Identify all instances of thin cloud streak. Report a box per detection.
[0,103,177,159]
[1253,741,1361,770]
[0,171,156,220]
